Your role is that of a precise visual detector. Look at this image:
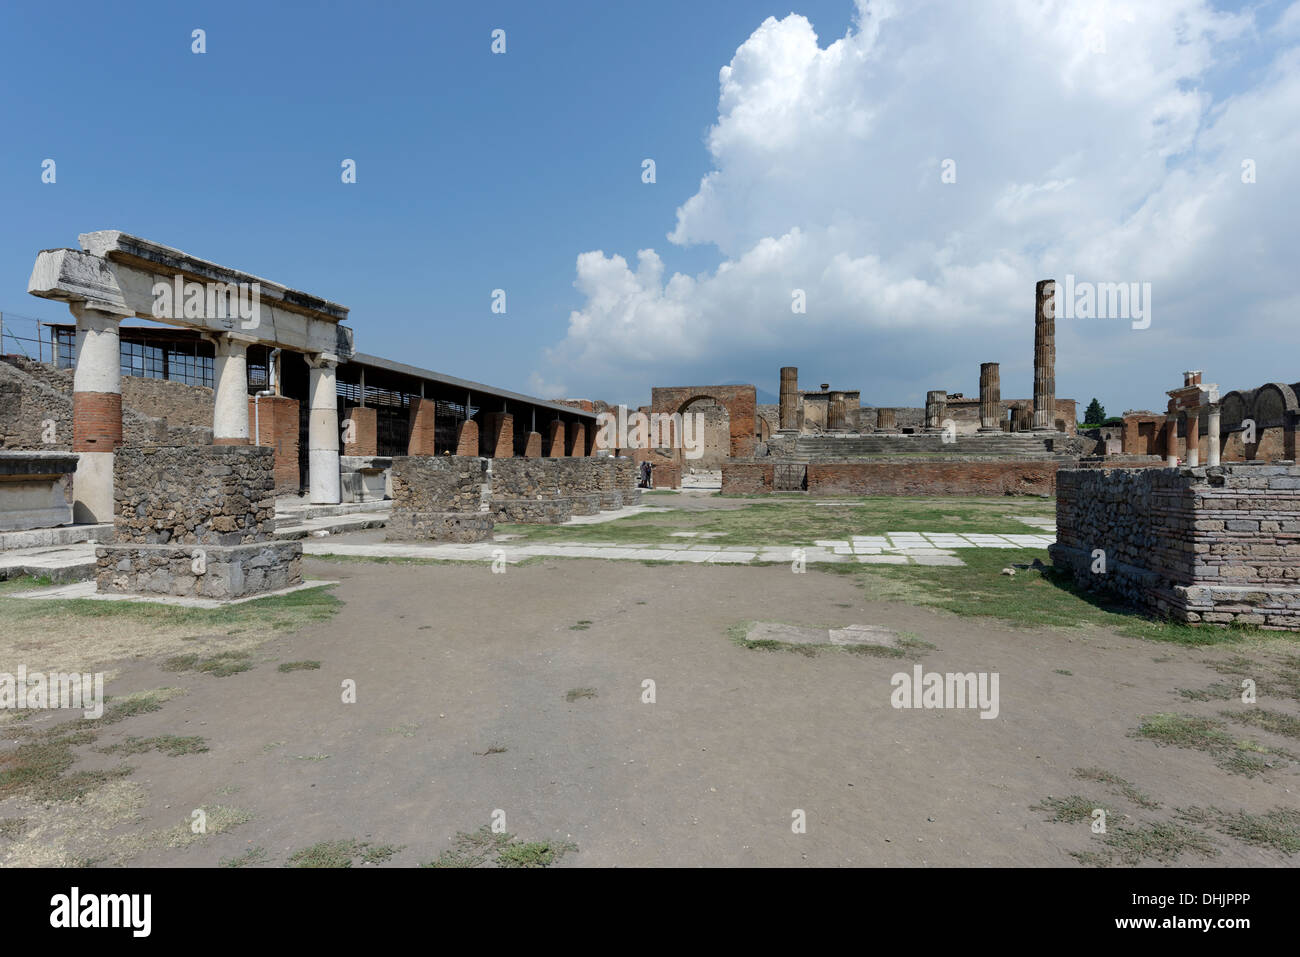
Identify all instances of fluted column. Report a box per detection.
[924,391,947,432]
[979,362,1001,432]
[778,367,799,432]
[876,408,896,432]
[828,391,848,431]
[1033,279,1056,431]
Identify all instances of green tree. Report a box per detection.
[1083,398,1105,425]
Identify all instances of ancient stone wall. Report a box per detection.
[112,445,277,545]
[389,455,485,512]
[1051,463,1300,629]
[0,358,213,450]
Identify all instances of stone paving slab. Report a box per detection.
[11,578,338,608]
[745,621,901,647]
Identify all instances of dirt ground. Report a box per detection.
[4,549,1297,867]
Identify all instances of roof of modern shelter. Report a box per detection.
[349,352,595,420]
[71,231,349,323]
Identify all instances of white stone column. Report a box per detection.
[211,335,251,445]
[1207,405,1221,467]
[69,303,123,523]
[306,354,340,504]
[1186,409,1200,467]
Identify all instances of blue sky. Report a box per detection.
[0,0,849,399]
[3,0,1299,415]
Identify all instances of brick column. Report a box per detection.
[70,303,123,523]
[567,421,586,457]
[979,362,1001,432]
[407,398,437,454]
[212,335,251,445]
[924,391,947,432]
[480,412,513,457]
[1166,414,1179,466]
[546,420,565,457]
[306,354,340,504]
[343,406,377,456]
[455,418,479,456]
[1033,279,1057,431]
[778,367,799,431]
[524,432,542,457]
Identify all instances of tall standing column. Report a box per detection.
[70,303,123,523]
[1033,279,1056,431]
[1207,405,1221,467]
[828,391,847,431]
[979,362,1001,432]
[924,391,947,432]
[1166,414,1179,466]
[306,354,340,504]
[778,367,799,431]
[211,335,251,445]
[1185,409,1200,467]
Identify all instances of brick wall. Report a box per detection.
[720,463,775,494]
[651,464,681,489]
[1051,463,1300,629]
[805,462,1058,496]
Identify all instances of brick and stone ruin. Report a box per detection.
[1051,464,1300,630]
[96,445,302,600]
[386,455,639,542]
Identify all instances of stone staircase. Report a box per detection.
[793,432,1070,461]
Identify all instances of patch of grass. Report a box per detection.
[849,548,1263,645]
[1032,795,1114,824]
[569,621,591,631]
[288,838,402,868]
[293,753,330,762]
[564,688,598,702]
[1224,707,1300,740]
[477,743,508,756]
[1131,712,1295,776]
[98,735,208,757]
[496,496,1055,549]
[423,827,575,869]
[0,581,342,673]
[1177,683,1238,701]
[219,846,268,868]
[1178,806,1300,854]
[156,805,253,849]
[496,839,577,868]
[277,660,321,673]
[1072,768,1161,809]
[1054,669,1073,676]
[1072,821,1219,867]
[0,721,131,803]
[0,817,28,840]
[161,650,253,678]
